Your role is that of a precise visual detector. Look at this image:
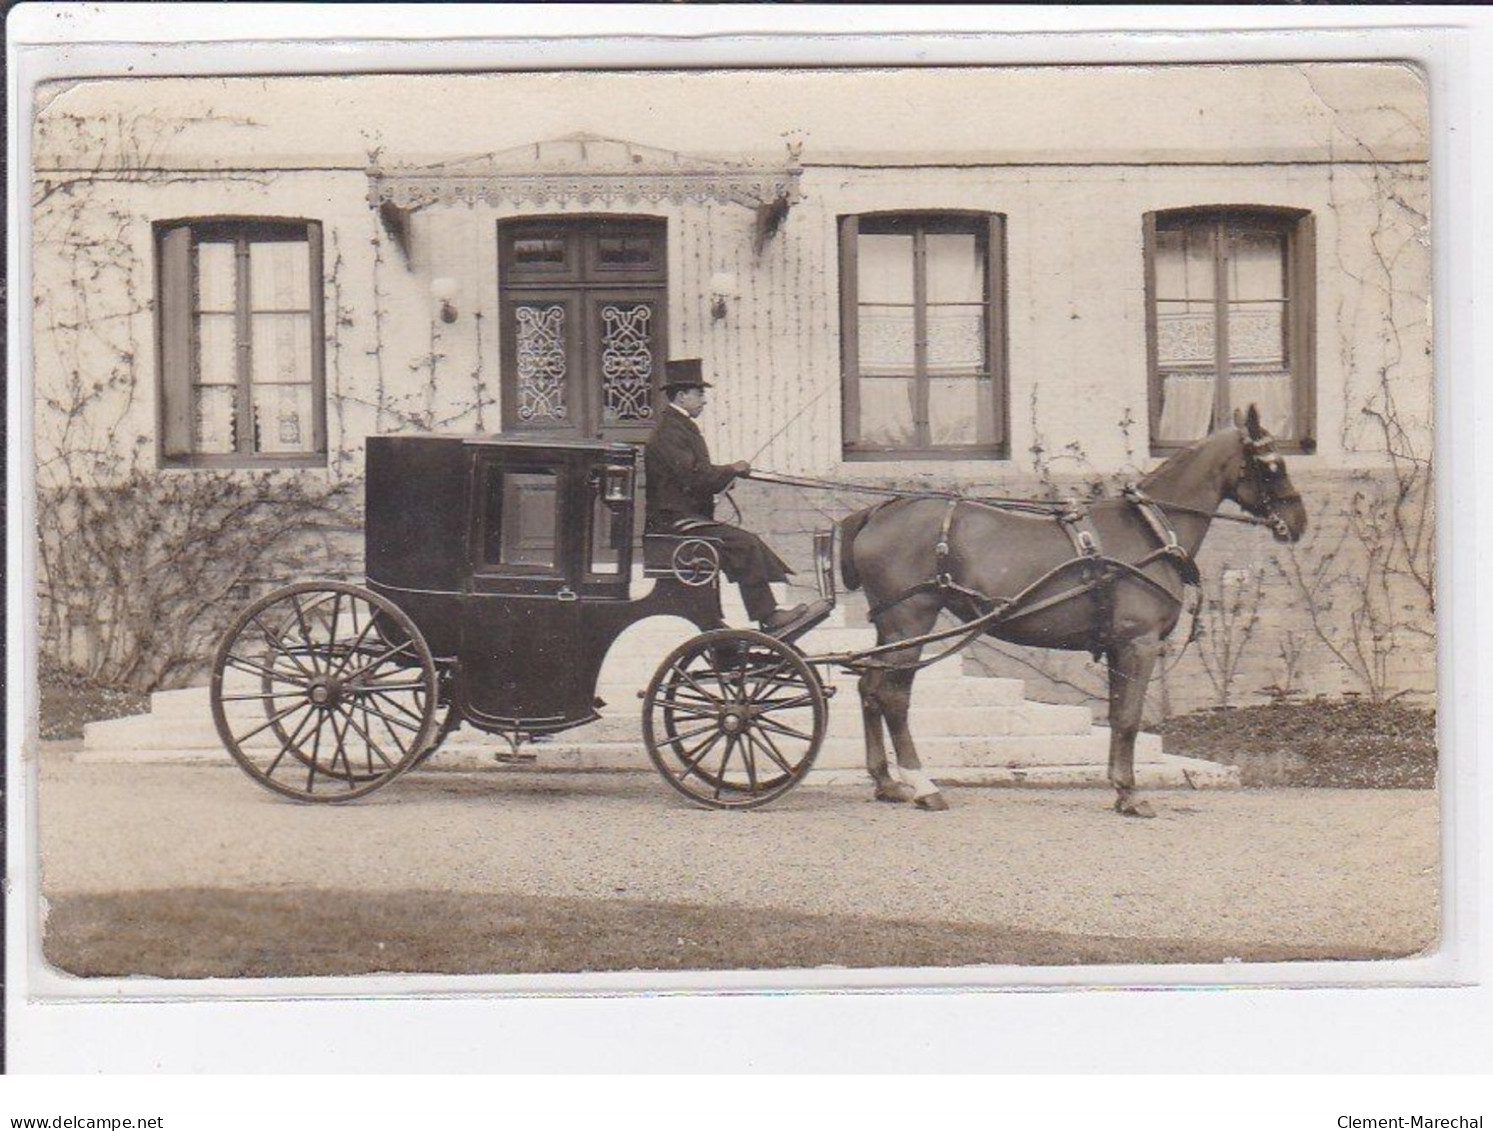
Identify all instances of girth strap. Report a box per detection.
[934,498,959,584]
[867,500,994,620]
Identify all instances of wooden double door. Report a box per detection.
[499,216,669,442]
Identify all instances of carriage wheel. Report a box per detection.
[643,629,827,810]
[411,701,462,768]
[211,581,438,802]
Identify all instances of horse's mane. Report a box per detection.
[1137,427,1241,494]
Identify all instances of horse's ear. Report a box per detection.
[1232,406,1245,430]
[1245,403,1264,439]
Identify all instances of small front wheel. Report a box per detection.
[211,582,439,802]
[642,629,826,809]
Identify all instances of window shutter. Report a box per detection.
[158,226,194,459]
[987,212,1007,451]
[1141,212,1161,444]
[1292,212,1317,450]
[838,215,860,448]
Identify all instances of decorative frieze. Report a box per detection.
[369,132,802,212]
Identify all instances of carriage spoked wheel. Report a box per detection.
[642,628,827,809]
[211,581,439,802]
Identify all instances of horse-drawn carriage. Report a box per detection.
[214,409,1305,816]
[211,434,838,809]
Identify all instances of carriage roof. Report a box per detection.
[364,433,639,592]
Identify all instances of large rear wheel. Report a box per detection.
[211,582,438,802]
[642,629,826,809]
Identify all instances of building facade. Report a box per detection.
[30,65,1434,712]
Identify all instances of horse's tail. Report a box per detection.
[839,506,876,592]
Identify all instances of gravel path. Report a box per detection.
[34,751,1440,955]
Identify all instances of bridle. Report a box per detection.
[1132,431,1298,540]
[1239,433,1300,541]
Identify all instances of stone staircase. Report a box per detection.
[80,582,1236,789]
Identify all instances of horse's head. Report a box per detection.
[1226,405,1307,543]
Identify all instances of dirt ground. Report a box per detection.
[27,747,1441,977]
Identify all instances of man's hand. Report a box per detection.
[731,461,752,476]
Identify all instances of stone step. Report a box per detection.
[75,752,1230,799]
[540,701,1095,744]
[606,619,874,645]
[79,723,1162,771]
[806,755,1239,790]
[138,665,1035,725]
[597,674,1027,709]
[99,695,1092,757]
[98,685,1087,753]
[424,729,1166,770]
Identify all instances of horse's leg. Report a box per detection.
[1107,633,1162,818]
[860,668,915,803]
[880,666,949,812]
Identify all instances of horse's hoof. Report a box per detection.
[875,783,917,804]
[914,792,950,812]
[1116,798,1156,819]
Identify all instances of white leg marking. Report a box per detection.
[900,767,939,799]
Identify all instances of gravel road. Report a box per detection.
[32,748,1440,957]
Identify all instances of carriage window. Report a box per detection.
[839,212,1006,459]
[483,469,559,570]
[1145,208,1315,453]
[156,218,326,468]
[588,493,622,576]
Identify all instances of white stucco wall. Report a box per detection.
[32,63,1430,486]
[28,63,1435,704]
[33,64,1428,170]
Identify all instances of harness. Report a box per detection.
[864,490,1205,663]
[744,429,1292,675]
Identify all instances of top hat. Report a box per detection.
[661,358,712,393]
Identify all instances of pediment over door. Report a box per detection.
[368,132,802,211]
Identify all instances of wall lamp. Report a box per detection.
[430,276,459,323]
[709,272,739,322]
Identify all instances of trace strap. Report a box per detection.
[851,491,1207,669]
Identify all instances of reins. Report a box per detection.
[741,437,1291,675]
[743,471,1218,674]
[743,468,1285,533]
[741,470,1071,517]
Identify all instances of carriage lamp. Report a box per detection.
[708,272,739,322]
[430,276,460,323]
[602,464,633,506]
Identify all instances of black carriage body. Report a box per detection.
[364,434,724,736]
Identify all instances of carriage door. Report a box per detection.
[499,217,668,441]
[461,452,588,730]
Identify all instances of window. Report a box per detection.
[480,469,560,571]
[498,216,667,441]
[839,213,1006,459]
[1145,207,1315,452]
[156,219,326,466]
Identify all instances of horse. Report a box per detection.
[838,406,1308,817]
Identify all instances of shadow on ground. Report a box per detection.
[42,888,1412,980]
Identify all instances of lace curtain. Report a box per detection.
[854,228,989,448]
[192,239,314,455]
[1153,222,1297,442]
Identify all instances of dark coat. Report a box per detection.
[644,406,792,589]
[643,406,738,527]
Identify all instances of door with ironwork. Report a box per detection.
[498,217,667,441]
